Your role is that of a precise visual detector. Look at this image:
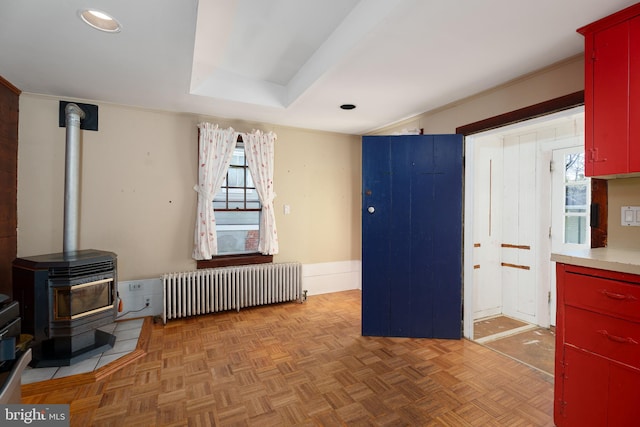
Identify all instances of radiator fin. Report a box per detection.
[162,263,302,323]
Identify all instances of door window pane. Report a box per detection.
[565,216,587,244]
[563,153,589,245]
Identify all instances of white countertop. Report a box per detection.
[551,247,640,276]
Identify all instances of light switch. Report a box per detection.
[625,210,634,222]
[283,204,291,215]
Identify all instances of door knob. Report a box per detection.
[367,206,375,214]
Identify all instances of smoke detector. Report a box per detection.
[79,9,121,33]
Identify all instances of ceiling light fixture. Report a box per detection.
[340,104,356,110]
[79,9,121,33]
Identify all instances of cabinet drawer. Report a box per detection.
[565,272,640,322]
[565,306,640,369]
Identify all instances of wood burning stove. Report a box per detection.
[10,102,118,367]
[9,102,120,366]
[12,249,117,367]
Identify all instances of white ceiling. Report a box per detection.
[0,0,636,135]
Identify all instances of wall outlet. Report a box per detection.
[129,282,143,291]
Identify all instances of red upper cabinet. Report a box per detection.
[629,16,640,173]
[579,4,640,176]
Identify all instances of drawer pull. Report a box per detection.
[601,289,637,301]
[598,329,638,345]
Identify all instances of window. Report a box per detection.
[562,152,590,245]
[212,144,261,255]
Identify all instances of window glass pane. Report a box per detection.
[564,153,586,182]
[565,184,587,207]
[565,216,587,244]
[216,211,258,225]
[562,152,588,245]
[230,148,245,166]
[227,166,245,187]
[247,189,259,202]
[213,186,228,205]
[216,211,260,255]
[226,188,244,200]
[213,200,226,209]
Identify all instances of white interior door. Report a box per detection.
[501,133,538,324]
[550,146,590,325]
[471,139,503,320]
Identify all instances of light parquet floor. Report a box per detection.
[22,290,554,426]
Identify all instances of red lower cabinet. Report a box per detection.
[558,346,608,426]
[609,362,640,426]
[555,263,640,426]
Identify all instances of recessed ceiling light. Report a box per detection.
[79,9,121,33]
[340,104,356,110]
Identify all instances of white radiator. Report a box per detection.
[162,262,302,323]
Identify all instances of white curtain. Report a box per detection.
[244,130,279,255]
[192,123,237,260]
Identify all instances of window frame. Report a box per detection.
[197,135,270,269]
[214,142,261,213]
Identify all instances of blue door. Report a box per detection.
[362,134,463,339]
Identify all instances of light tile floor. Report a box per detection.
[21,318,143,385]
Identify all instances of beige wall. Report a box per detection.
[17,94,361,280]
[270,126,362,264]
[608,177,640,250]
[371,55,585,135]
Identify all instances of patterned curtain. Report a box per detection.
[244,130,279,255]
[192,123,237,260]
